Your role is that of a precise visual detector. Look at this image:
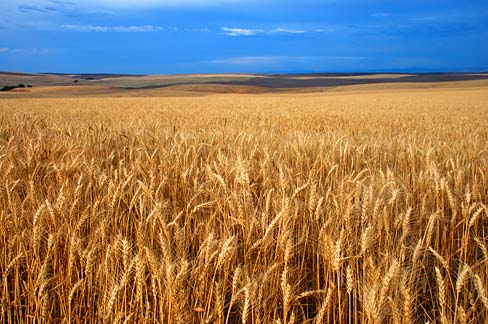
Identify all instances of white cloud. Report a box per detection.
[209,56,289,65]
[0,47,49,55]
[314,27,335,33]
[221,27,262,36]
[184,27,212,32]
[93,0,241,6]
[272,27,305,34]
[221,27,317,36]
[61,25,317,35]
[60,24,165,32]
[208,55,366,65]
[6,0,244,10]
[371,12,391,18]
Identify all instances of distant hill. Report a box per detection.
[1,71,488,97]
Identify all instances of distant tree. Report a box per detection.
[0,84,32,91]
[74,80,79,83]
[1,85,15,91]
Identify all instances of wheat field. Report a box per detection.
[1,87,487,323]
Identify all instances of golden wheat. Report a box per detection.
[1,87,487,323]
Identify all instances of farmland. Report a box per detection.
[1,83,488,323]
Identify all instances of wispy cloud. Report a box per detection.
[208,55,365,65]
[50,0,75,4]
[371,12,391,18]
[221,26,325,37]
[17,0,81,16]
[12,0,248,10]
[314,27,335,33]
[60,24,165,32]
[0,47,49,55]
[209,56,288,65]
[220,27,262,36]
[273,27,306,34]
[18,4,46,13]
[92,0,244,7]
[184,27,212,32]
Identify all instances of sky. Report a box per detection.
[0,0,487,74]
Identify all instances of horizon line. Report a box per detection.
[2,69,488,76]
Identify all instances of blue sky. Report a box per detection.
[0,0,487,74]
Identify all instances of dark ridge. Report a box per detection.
[215,73,488,89]
[120,73,488,90]
[42,73,146,79]
[0,71,39,76]
[268,72,404,77]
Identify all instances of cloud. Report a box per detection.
[273,27,306,34]
[371,12,391,18]
[0,47,49,55]
[184,27,212,32]
[59,24,327,36]
[95,0,241,7]
[314,28,335,33]
[221,27,262,36]
[11,0,245,10]
[18,4,46,12]
[60,24,165,32]
[221,26,322,37]
[17,0,83,17]
[209,56,288,65]
[208,55,365,65]
[50,0,75,5]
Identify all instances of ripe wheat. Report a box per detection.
[1,88,487,323]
